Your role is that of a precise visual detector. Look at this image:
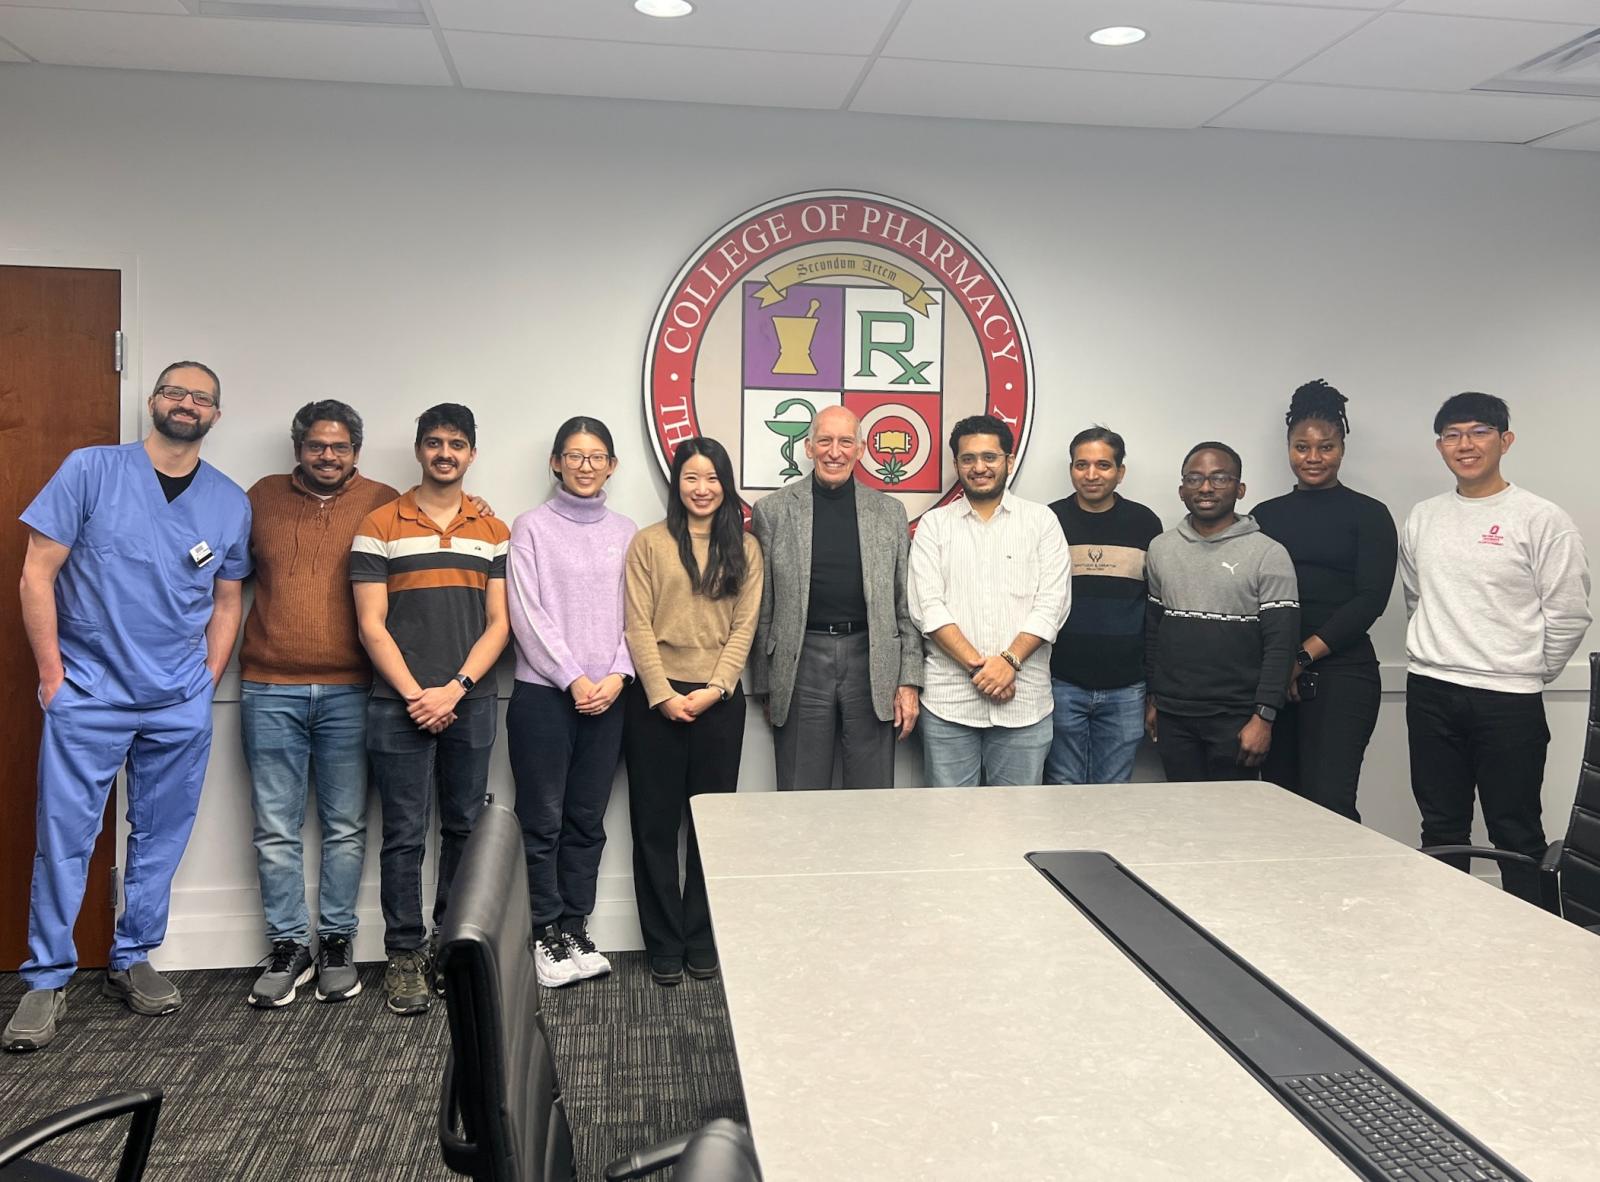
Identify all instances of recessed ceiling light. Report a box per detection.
[1088,26,1147,47]
[635,0,693,17]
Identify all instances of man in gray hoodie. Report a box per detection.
[1144,442,1300,781]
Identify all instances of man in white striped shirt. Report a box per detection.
[908,415,1072,786]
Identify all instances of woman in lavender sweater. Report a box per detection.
[507,416,637,989]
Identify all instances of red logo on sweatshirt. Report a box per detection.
[1479,524,1504,546]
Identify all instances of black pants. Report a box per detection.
[507,681,625,930]
[1406,674,1549,903]
[1155,712,1257,782]
[623,679,746,960]
[1262,660,1381,823]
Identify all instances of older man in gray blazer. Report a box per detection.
[750,405,923,789]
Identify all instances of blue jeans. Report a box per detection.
[367,695,497,954]
[918,709,1053,787]
[1045,680,1147,785]
[240,681,370,944]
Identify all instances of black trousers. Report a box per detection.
[1155,712,1258,782]
[507,681,624,930]
[1406,673,1549,904]
[1262,660,1381,823]
[623,679,745,960]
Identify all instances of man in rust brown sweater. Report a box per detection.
[239,400,397,1009]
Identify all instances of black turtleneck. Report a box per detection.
[807,476,868,627]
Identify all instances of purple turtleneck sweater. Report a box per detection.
[507,485,638,690]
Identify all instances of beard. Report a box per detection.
[152,406,214,443]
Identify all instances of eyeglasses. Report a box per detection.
[1181,472,1238,488]
[560,451,614,470]
[303,441,354,457]
[154,384,218,409]
[1438,426,1499,446]
[956,452,1006,469]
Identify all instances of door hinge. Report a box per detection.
[113,331,125,374]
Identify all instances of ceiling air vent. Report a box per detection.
[195,0,428,27]
[1474,28,1600,99]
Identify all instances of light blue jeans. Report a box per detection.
[240,682,370,944]
[1045,680,1147,785]
[918,709,1054,787]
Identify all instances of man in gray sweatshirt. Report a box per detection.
[1402,391,1591,903]
[1144,442,1300,781]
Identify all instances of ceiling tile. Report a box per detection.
[444,31,865,110]
[1531,115,1600,147]
[1397,1,1600,21]
[1288,12,1590,91]
[1190,0,1386,8]
[1211,82,1600,141]
[0,0,189,11]
[0,7,453,83]
[852,57,1258,129]
[0,35,28,60]
[884,0,1371,81]
[431,0,901,56]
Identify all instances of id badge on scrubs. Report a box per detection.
[189,540,215,569]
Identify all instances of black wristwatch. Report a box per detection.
[1254,704,1278,723]
[1295,648,1314,668]
[454,673,475,693]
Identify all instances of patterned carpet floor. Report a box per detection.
[0,954,746,1181]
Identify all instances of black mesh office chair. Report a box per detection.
[0,1088,163,1181]
[1422,652,1600,931]
[603,1118,762,1182]
[437,800,577,1182]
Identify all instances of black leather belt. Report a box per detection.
[806,621,868,636]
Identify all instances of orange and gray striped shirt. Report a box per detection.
[350,488,510,700]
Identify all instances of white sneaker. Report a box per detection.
[562,919,613,980]
[534,925,581,988]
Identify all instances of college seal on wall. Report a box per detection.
[643,190,1034,524]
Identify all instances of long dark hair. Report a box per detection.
[665,437,746,599]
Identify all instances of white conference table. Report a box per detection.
[692,782,1600,1181]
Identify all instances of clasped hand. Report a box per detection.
[969,655,1016,702]
[658,687,722,722]
[406,682,462,733]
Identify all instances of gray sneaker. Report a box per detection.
[384,950,431,1016]
[102,961,182,1016]
[314,935,361,1003]
[4,989,67,1052]
[248,940,314,1009]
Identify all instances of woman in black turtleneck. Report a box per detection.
[1253,380,1397,823]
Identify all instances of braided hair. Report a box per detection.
[1286,379,1349,437]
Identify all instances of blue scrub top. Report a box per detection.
[22,442,252,709]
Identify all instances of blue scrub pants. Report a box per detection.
[23,679,215,990]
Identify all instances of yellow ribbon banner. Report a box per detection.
[752,253,938,316]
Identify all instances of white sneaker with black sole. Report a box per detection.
[562,919,612,980]
[534,924,581,988]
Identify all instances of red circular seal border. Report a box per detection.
[642,190,1034,521]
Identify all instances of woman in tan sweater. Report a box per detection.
[623,436,763,986]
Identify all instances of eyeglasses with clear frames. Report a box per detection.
[1438,426,1499,446]
[155,384,218,408]
[1181,472,1239,489]
[560,452,614,470]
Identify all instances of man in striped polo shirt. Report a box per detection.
[351,403,510,1017]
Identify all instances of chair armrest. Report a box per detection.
[1540,839,1564,874]
[602,1132,696,1180]
[437,1047,478,1175]
[1419,845,1540,868]
[0,1088,163,1182]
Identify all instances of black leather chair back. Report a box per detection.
[1558,653,1600,928]
[675,1119,763,1182]
[437,801,576,1182]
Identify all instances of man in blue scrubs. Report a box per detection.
[4,361,251,1053]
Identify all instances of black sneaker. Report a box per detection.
[686,948,719,980]
[650,956,684,987]
[384,950,431,1016]
[314,935,361,1003]
[248,940,315,1008]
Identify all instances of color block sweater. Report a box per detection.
[1145,514,1300,717]
[507,486,637,690]
[240,469,398,684]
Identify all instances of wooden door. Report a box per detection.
[0,265,122,971]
